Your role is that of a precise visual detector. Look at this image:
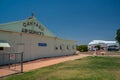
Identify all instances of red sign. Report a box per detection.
[10,54,15,60]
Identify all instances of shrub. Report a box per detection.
[76,45,88,52]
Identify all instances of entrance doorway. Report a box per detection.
[16,43,24,53]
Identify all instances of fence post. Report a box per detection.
[9,53,10,69]
[21,52,23,72]
[15,53,16,69]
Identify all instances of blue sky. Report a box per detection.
[0,0,120,44]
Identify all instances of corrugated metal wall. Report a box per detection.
[0,31,76,62]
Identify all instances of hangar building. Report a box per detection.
[0,14,76,62]
[88,40,119,51]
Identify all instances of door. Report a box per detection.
[17,43,24,53]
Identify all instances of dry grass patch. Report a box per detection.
[2,56,120,80]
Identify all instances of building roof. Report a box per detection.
[0,15,55,37]
[88,40,118,46]
[0,14,77,42]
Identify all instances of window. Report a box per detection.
[60,45,62,50]
[67,45,71,50]
[38,43,47,47]
[0,47,4,50]
[55,46,58,50]
[67,45,69,50]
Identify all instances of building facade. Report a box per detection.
[0,15,76,62]
[88,40,119,51]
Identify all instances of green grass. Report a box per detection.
[2,56,120,80]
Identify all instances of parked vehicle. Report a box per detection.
[107,45,119,51]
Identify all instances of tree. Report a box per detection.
[76,45,88,52]
[115,28,120,44]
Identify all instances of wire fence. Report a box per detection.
[0,52,23,73]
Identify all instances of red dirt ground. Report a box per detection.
[0,53,90,78]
